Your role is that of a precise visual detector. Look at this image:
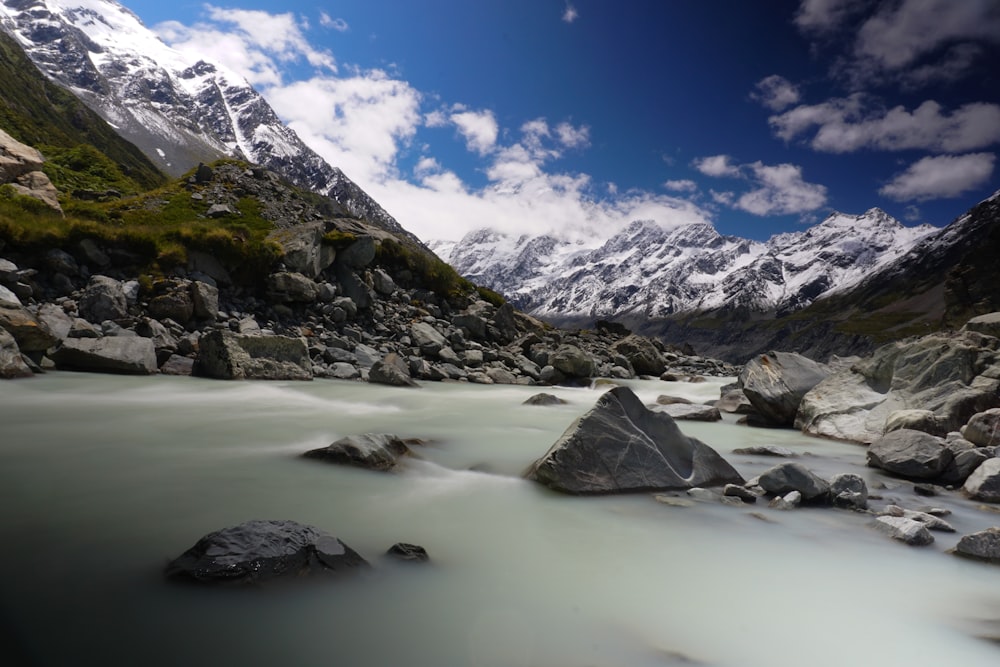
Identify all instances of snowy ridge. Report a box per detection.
[0,0,418,243]
[433,209,937,320]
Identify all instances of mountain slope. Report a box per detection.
[0,0,421,245]
[0,26,164,192]
[634,192,1000,362]
[435,208,936,324]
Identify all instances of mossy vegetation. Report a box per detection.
[375,238,479,300]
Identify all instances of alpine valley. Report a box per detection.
[3,0,999,364]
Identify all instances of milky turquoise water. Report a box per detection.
[1,373,999,666]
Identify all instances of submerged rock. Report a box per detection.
[303,433,413,471]
[165,519,368,585]
[523,392,567,406]
[873,516,934,546]
[524,386,743,494]
[653,403,722,422]
[757,462,830,502]
[384,543,430,563]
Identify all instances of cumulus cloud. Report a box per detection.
[562,2,579,24]
[555,121,590,149]
[771,97,1000,154]
[695,157,828,216]
[692,155,741,177]
[751,75,801,111]
[319,12,349,32]
[450,108,499,155]
[664,179,698,193]
[156,5,336,86]
[736,162,828,215]
[879,153,996,201]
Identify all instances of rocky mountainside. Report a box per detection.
[0,0,420,246]
[434,208,935,322]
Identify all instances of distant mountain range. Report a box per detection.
[0,0,421,246]
[2,0,998,363]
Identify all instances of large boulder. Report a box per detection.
[611,334,665,376]
[50,337,157,375]
[410,321,447,356]
[267,271,318,303]
[303,433,413,471]
[336,235,376,269]
[797,331,1000,444]
[963,458,1000,502]
[738,351,829,427]
[0,328,32,378]
[524,386,743,494]
[267,222,334,279]
[548,344,596,381]
[0,302,59,352]
[757,462,830,502]
[195,330,311,380]
[368,352,419,387]
[78,275,128,323]
[147,281,194,324]
[164,519,368,585]
[961,408,1000,447]
[963,312,1000,339]
[866,429,953,480]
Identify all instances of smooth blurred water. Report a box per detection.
[1,373,999,667]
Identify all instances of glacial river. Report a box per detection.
[1,372,999,667]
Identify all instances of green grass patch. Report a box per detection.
[376,238,476,299]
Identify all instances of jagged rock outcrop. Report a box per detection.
[524,386,743,494]
[0,128,61,212]
[164,519,369,585]
[796,330,1000,443]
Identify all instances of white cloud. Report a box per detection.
[751,75,801,111]
[855,0,1000,75]
[664,179,698,193]
[555,121,590,149]
[155,5,336,86]
[450,109,499,155]
[696,157,828,216]
[320,12,349,32]
[692,155,741,177]
[771,97,1000,154]
[735,162,828,215]
[879,153,996,201]
[794,0,866,33]
[562,2,579,24]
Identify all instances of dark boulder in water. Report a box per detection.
[303,433,414,471]
[524,386,743,494]
[165,519,368,585]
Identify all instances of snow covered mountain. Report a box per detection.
[0,0,417,243]
[433,209,936,322]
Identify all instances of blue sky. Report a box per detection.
[120,0,1000,243]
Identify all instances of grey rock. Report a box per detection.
[384,543,430,563]
[0,302,58,352]
[0,284,19,306]
[723,484,759,503]
[769,490,802,510]
[329,362,361,380]
[653,403,722,422]
[738,351,829,427]
[353,343,381,368]
[159,354,195,376]
[797,330,1000,444]
[411,321,447,355]
[195,330,311,381]
[0,328,32,379]
[148,283,194,324]
[165,519,368,585]
[187,251,232,287]
[524,386,743,494]
[371,268,396,295]
[303,433,413,471]
[79,275,127,323]
[716,389,756,414]
[961,408,1000,447]
[867,429,953,480]
[884,409,949,437]
[485,366,518,384]
[50,337,157,375]
[611,334,665,376]
[35,304,73,342]
[369,352,418,387]
[963,458,1000,502]
[337,235,376,268]
[453,312,488,340]
[873,516,934,546]
[882,505,955,532]
[191,281,219,320]
[953,527,1000,563]
[548,344,596,380]
[267,222,331,279]
[757,462,830,502]
[731,445,798,457]
[523,393,568,406]
[267,271,318,303]
[963,312,1000,339]
[829,473,868,510]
